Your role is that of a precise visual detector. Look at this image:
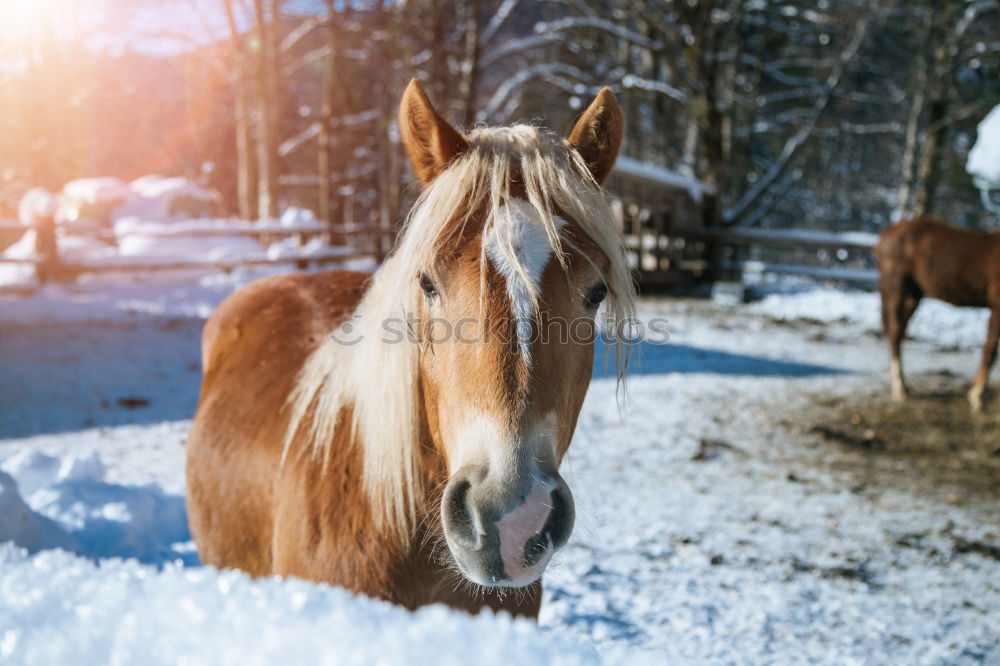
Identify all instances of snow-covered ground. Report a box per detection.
[1,278,998,665]
[751,286,993,350]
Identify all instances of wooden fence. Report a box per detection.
[0,216,396,290]
[2,182,882,293]
[608,181,880,288]
[675,226,880,286]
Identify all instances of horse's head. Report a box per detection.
[397,80,632,587]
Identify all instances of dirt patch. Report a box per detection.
[791,376,1000,501]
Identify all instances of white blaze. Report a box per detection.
[484,199,564,363]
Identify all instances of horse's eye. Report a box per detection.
[584,283,607,309]
[418,273,438,298]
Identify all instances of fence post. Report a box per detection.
[34,214,59,284]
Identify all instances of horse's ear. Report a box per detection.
[399,79,470,184]
[567,87,623,185]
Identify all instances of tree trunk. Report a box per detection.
[224,0,257,220]
[430,0,446,100]
[252,0,281,219]
[912,94,948,217]
[893,55,927,222]
[461,0,482,126]
[911,0,956,218]
[318,0,336,229]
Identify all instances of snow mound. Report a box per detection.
[115,220,265,263]
[968,104,1000,185]
[0,262,35,289]
[61,178,133,208]
[0,451,192,565]
[266,236,349,260]
[59,178,134,230]
[122,175,220,221]
[0,546,642,666]
[58,176,221,230]
[0,472,75,553]
[752,287,991,349]
[279,206,320,229]
[0,231,42,288]
[18,188,58,225]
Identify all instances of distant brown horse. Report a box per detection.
[186,80,635,617]
[875,216,1000,411]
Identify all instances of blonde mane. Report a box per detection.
[283,124,636,540]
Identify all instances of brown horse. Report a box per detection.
[186,80,635,617]
[875,216,1000,411]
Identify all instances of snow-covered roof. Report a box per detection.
[611,156,712,202]
[968,104,1000,186]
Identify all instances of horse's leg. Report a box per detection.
[968,308,1000,412]
[882,275,920,401]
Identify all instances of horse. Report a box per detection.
[186,79,636,618]
[875,216,1000,412]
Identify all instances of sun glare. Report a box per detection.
[0,0,74,52]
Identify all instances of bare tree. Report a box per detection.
[223,0,258,220]
[316,0,337,229]
[251,0,282,219]
[895,0,1000,219]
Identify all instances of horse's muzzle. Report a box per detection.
[441,465,574,587]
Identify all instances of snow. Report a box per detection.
[752,286,991,349]
[0,269,268,327]
[279,205,319,228]
[60,177,134,211]
[968,104,1000,185]
[58,177,135,230]
[18,187,58,225]
[0,546,644,666]
[0,262,35,290]
[57,176,220,229]
[612,155,709,202]
[3,231,38,261]
[1,281,998,664]
[115,219,266,263]
[120,175,220,220]
[3,229,115,265]
[0,197,371,289]
[0,451,191,565]
[267,235,344,259]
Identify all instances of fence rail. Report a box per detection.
[681,226,879,286]
[2,210,883,292]
[0,217,396,290]
[680,226,878,251]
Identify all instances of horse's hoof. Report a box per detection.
[890,388,908,402]
[968,389,984,413]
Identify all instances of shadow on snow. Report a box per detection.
[592,340,845,378]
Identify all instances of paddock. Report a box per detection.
[2,276,997,664]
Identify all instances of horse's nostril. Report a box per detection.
[542,485,574,550]
[522,532,550,567]
[442,478,477,548]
